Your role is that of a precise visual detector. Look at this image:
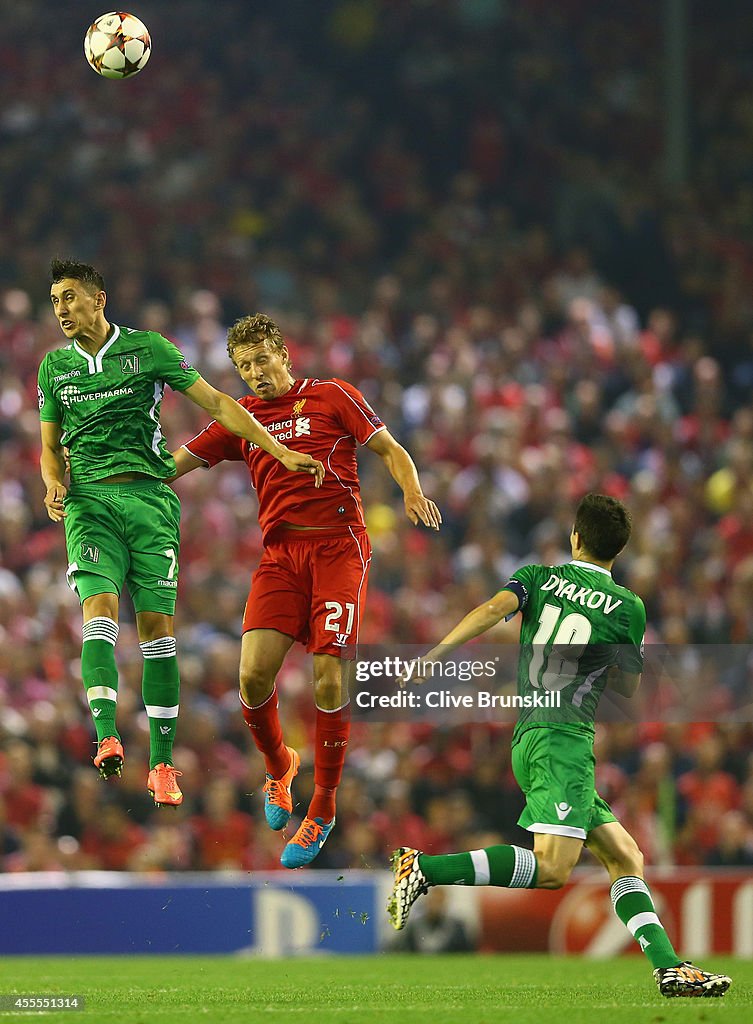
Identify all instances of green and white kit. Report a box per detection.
[38,325,200,609]
[504,560,646,839]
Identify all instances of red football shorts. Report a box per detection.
[242,526,372,657]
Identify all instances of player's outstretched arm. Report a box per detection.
[401,589,520,687]
[165,447,205,482]
[606,666,642,697]
[366,429,441,529]
[40,421,67,522]
[182,378,324,486]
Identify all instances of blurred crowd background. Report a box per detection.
[2,0,753,875]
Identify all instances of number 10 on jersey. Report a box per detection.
[528,603,593,692]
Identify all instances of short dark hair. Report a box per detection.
[50,259,105,293]
[573,493,632,561]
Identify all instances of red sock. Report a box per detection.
[239,688,289,779]
[309,702,351,822]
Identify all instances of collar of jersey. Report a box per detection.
[569,558,612,577]
[73,324,121,374]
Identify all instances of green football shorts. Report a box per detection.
[63,480,181,614]
[511,726,617,840]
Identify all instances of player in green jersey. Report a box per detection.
[388,494,731,998]
[38,258,324,807]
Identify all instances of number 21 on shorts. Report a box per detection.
[324,601,355,641]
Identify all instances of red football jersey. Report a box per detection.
[183,377,385,540]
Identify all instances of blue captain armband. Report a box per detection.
[501,579,527,620]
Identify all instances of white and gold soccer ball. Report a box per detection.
[83,12,151,79]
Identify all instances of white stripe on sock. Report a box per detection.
[83,617,119,645]
[611,876,652,906]
[144,704,179,718]
[626,911,661,936]
[315,699,351,713]
[87,686,118,702]
[140,637,177,659]
[240,687,277,711]
[470,849,490,885]
[510,846,537,888]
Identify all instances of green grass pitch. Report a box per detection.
[0,955,749,1024]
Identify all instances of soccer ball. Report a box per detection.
[83,12,151,79]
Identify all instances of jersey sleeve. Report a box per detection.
[182,415,245,467]
[326,379,385,444]
[151,333,201,392]
[616,595,646,673]
[37,356,60,423]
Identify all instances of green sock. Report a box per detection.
[611,876,682,969]
[419,844,538,888]
[140,637,180,769]
[82,617,120,742]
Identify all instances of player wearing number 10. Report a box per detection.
[170,313,441,866]
[390,494,731,998]
[38,261,323,807]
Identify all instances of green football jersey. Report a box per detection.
[504,560,646,737]
[38,325,200,482]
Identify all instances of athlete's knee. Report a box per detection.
[313,673,346,710]
[611,836,644,878]
[589,828,645,879]
[83,594,118,621]
[535,856,574,890]
[136,612,174,643]
[239,664,275,706]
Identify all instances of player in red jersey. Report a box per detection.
[171,313,441,866]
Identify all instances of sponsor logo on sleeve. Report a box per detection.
[37,385,44,410]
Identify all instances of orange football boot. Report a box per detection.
[147,763,183,807]
[263,746,300,830]
[93,736,124,779]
